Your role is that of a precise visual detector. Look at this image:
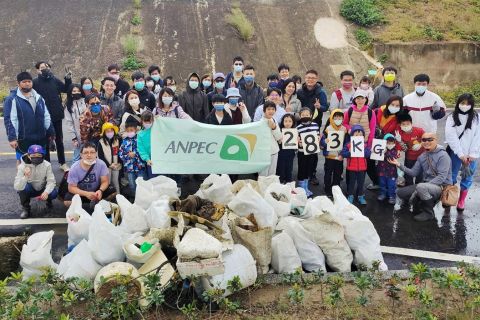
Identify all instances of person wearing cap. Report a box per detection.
[343,89,376,147]
[253,87,286,124]
[377,133,400,204]
[14,145,57,219]
[79,93,113,145]
[4,71,55,166]
[224,87,251,124]
[239,64,264,118]
[178,72,209,123]
[131,71,157,111]
[98,123,122,194]
[206,94,232,125]
[207,72,228,110]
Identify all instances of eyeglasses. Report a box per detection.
[109,71,120,75]
[421,138,435,142]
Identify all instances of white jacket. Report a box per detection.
[14,155,56,194]
[445,113,480,158]
[64,99,87,142]
[403,90,446,133]
[262,118,282,155]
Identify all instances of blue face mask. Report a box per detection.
[415,85,427,95]
[244,75,254,83]
[82,83,93,91]
[189,80,199,89]
[151,75,161,82]
[214,104,224,111]
[90,103,101,114]
[234,65,243,73]
[269,81,278,88]
[215,81,225,89]
[202,80,212,88]
[229,98,239,105]
[134,81,145,91]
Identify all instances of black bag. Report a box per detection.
[58,164,95,200]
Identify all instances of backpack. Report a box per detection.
[347,107,373,123]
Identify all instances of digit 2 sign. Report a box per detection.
[300,132,320,155]
[327,131,345,152]
[282,128,298,150]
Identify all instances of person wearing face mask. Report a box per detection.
[224,88,251,124]
[239,65,265,118]
[79,93,113,145]
[119,90,146,138]
[200,74,213,94]
[64,142,115,212]
[119,122,146,195]
[137,111,156,179]
[4,72,56,167]
[445,93,480,211]
[131,71,156,111]
[178,72,209,123]
[80,77,98,97]
[207,73,228,110]
[259,101,283,177]
[145,76,160,102]
[206,94,232,125]
[106,63,130,98]
[343,90,376,146]
[14,145,57,219]
[97,122,122,194]
[148,64,163,91]
[65,84,87,163]
[371,66,404,110]
[330,70,356,111]
[389,133,452,222]
[32,61,72,171]
[154,88,191,119]
[224,56,246,88]
[377,134,400,205]
[164,76,177,96]
[100,77,124,126]
[359,76,375,107]
[376,96,404,135]
[403,73,446,133]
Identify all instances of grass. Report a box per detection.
[132,0,142,9]
[438,80,480,106]
[130,14,142,26]
[225,7,255,41]
[340,0,383,27]
[355,28,373,50]
[121,34,139,56]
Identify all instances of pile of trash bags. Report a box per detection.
[20,174,387,297]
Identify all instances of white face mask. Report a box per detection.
[388,105,400,114]
[459,104,472,113]
[146,81,154,89]
[105,132,115,139]
[401,125,412,132]
[129,98,140,109]
[83,159,96,166]
[333,119,343,126]
[360,83,369,90]
[143,123,152,129]
[386,144,395,150]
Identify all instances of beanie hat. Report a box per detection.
[17,72,33,82]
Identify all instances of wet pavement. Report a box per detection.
[0,115,478,270]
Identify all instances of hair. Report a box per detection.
[157,87,176,109]
[125,121,137,129]
[101,76,116,85]
[281,79,295,94]
[101,125,119,144]
[267,87,282,97]
[382,95,404,118]
[201,74,211,81]
[65,83,82,113]
[340,70,355,79]
[453,93,477,130]
[232,56,244,64]
[107,63,120,72]
[413,73,430,84]
[211,94,226,104]
[382,66,398,75]
[278,63,290,73]
[299,107,312,117]
[145,76,153,82]
[244,64,255,71]
[263,100,276,112]
[80,141,97,153]
[280,113,296,129]
[141,110,154,123]
[35,61,49,69]
[80,77,96,96]
[360,75,371,84]
[124,90,142,114]
[292,75,302,83]
[164,76,175,85]
[267,73,279,81]
[148,65,161,75]
[305,69,318,76]
[352,94,369,107]
[131,71,145,81]
[84,92,99,104]
[397,111,412,124]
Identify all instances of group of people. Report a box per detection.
[4,57,478,222]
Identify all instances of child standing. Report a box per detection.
[276,114,297,183]
[259,101,282,176]
[377,134,399,204]
[320,109,347,198]
[119,122,146,194]
[297,107,320,197]
[97,122,122,194]
[341,125,371,205]
[137,111,156,180]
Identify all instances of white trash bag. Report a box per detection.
[117,195,149,234]
[257,175,280,196]
[66,194,92,246]
[290,187,308,217]
[264,183,292,218]
[88,205,125,265]
[177,228,223,260]
[57,239,101,280]
[195,174,234,205]
[134,176,178,210]
[332,186,388,270]
[228,183,277,229]
[303,196,335,218]
[146,196,171,229]
[271,232,302,274]
[20,231,58,279]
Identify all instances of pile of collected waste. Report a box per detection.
[19,174,387,298]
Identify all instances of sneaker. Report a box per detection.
[309,176,320,185]
[388,197,396,205]
[358,195,367,205]
[367,183,380,190]
[347,195,354,203]
[394,196,403,212]
[377,194,386,201]
[60,163,70,172]
[20,208,30,219]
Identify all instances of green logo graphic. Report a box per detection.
[219,134,257,161]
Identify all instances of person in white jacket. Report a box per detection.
[445,93,480,211]
[259,100,282,176]
[14,145,57,219]
[64,84,87,163]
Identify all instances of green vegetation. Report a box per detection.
[0,87,9,103]
[355,28,373,50]
[123,55,145,71]
[130,14,142,26]
[121,35,145,70]
[225,7,255,42]
[439,80,480,106]
[132,0,142,9]
[340,0,383,27]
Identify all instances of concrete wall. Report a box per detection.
[374,42,480,92]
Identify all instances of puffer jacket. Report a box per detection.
[14,154,56,194]
[79,106,113,143]
[178,73,209,122]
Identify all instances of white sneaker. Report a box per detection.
[367,183,380,190]
[60,163,70,172]
[394,196,403,211]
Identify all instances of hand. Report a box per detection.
[147,160,153,166]
[128,151,136,158]
[337,155,343,161]
[9,140,18,149]
[411,143,421,151]
[95,190,103,200]
[460,156,469,165]
[86,192,97,201]
[394,130,402,142]
[40,192,48,201]
[238,102,246,111]
[468,156,476,163]
[268,118,276,129]
[432,101,440,112]
[387,158,400,167]
[285,102,293,112]
[314,98,321,109]
[325,138,330,143]
[72,139,79,148]
[24,167,32,178]
[65,67,72,79]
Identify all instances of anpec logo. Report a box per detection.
[219,134,257,161]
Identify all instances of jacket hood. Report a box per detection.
[186,72,201,92]
[430,144,446,154]
[351,124,365,135]
[329,108,344,130]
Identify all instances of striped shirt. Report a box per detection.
[297,122,320,153]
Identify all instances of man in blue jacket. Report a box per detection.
[4,72,55,165]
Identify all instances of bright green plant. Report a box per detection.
[131,14,142,26]
[385,274,401,320]
[287,283,305,305]
[353,272,374,306]
[340,0,383,27]
[355,28,373,50]
[225,7,254,41]
[424,25,444,41]
[179,301,198,320]
[326,275,345,320]
[132,0,142,9]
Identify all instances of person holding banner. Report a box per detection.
[206,94,233,125]
[320,109,347,198]
[341,125,371,205]
[377,134,400,204]
[137,111,156,179]
[276,114,297,183]
[259,101,282,176]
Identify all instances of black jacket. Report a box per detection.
[33,74,72,122]
[115,78,130,98]
[178,73,209,123]
[239,82,265,118]
[135,88,157,111]
[297,83,328,125]
[206,110,233,125]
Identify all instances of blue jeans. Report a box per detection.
[379,176,397,199]
[21,183,58,199]
[127,170,146,193]
[145,166,159,180]
[347,171,366,197]
[451,153,477,190]
[72,145,81,164]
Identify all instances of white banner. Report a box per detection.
[300,132,320,155]
[370,138,387,161]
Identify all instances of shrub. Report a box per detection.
[123,54,145,71]
[340,0,383,27]
[355,28,373,50]
[439,80,480,106]
[122,35,139,56]
[225,7,255,41]
[424,25,444,41]
[131,14,142,26]
[132,0,142,9]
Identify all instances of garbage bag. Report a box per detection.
[264,183,292,218]
[66,194,92,246]
[271,232,302,274]
[57,239,101,280]
[88,205,125,265]
[20,231,58,279]
[303,196,335,219]
[146,196,171,229]
[123,237,160,264]
[301,212,353,272]
[195,174,234,205]
[332,186,388,270]
[200,244,257,297]
[117,195,149,234]
[258,175,280,196]
[290,187,308,216]
[134,176,178,210]
[227,183,277,229]
[231,179,260,195]
[282,216,326,272]
[176,228,223,260]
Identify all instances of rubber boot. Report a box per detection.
[414,198,436,222]
[457,189,468,211]
[18,191,31,219]
[304,179,313,198]
[298,180,308,196]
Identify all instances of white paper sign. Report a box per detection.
[327,131,345,152]
[282,128,298,150]
[300,132,320,155]
[370,138,387,161]
[350,136,365,157]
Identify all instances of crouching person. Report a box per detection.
[388,133,451,221]
[14,145,57,219]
